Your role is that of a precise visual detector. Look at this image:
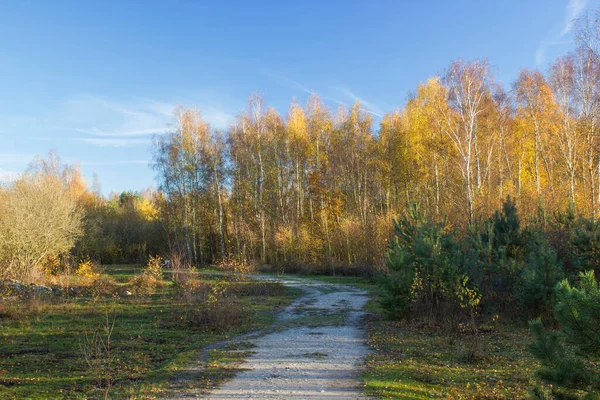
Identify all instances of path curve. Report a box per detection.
[200,276,371,399]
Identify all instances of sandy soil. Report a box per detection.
[171,276,371,399]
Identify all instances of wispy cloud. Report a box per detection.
[67,95,176,143]
[562,0,588,37]
[262,69,350,109]
[336,86,384,117]
[536,40,570,65]
[261,69,316,95]
[73,96,234,137]
[536,0,589,66]
[263,69,385,117]
[75,138,153,147]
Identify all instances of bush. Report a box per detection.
[88,276,118,298]
[528,270,600,392]
[518,235,564,314]
[464,197,525,307]
[228,281,284,297]
[377,205,469,325]
[175,280,245,332]
[168,252,195,284]
[0,155,83,281]
[143,255,164,280]
[76,258,100,280]
[128,274,163,296]
[214,256,254,280]
[553,271,600,357]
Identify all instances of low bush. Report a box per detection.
[185,295,244,332]
[168,252,196,284]
[377,205,479,327]
[143,255,163,280]
[174,279,245,332]
[88,276,119,298]
[214,256,254,280]
[127,273,164,296]
[76,258,100,280]
[0,294,50,320]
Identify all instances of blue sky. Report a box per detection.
[0,0,596,195]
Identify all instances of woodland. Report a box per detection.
[1,10,600,400]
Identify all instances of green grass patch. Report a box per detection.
[361,317,565,399]
[0,265,300,399]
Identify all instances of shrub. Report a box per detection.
[518,235,564,314]
[168,252,195,284]
[88,276,118,299]
[553,271,600,357]
[127,274,162,296]
[79,308,116,398]
[0,154,83,281]
[76,258,100,280]
[528,270,600,392]
[0,295,49,320]
[229,281,284,297]
[214,256,254,280]
[464,197,525,306]
[144,255,163,280]
[186,295,244,332]
[377,205,467,325]
[176,279,244,332]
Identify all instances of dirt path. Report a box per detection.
[172,276,371,399]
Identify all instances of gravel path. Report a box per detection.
[191,276,371,399]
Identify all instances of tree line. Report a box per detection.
[154,13,600,272]
[4,12,600,280]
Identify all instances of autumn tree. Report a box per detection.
[0,153,83,281]
[441,59,492,222]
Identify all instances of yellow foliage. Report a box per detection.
[144,255,163,279]
[76,259,99,280]
[137,199,159,221]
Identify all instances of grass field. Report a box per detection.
[310,275,590,399]
[2,270,595,399]
[361,317,554,399]
[0,265,300,399]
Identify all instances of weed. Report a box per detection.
[79,307,116,399]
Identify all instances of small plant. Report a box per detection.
[456,275,481,332]
[41,254,61,275]
[79,307,116,399]
[214,256,254,281]
[176,279,244,332]
[127,255,167,296]
[128,273,163,296]
[76,258,100,280]
[144,255,163,280]
[168,252,195,284]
